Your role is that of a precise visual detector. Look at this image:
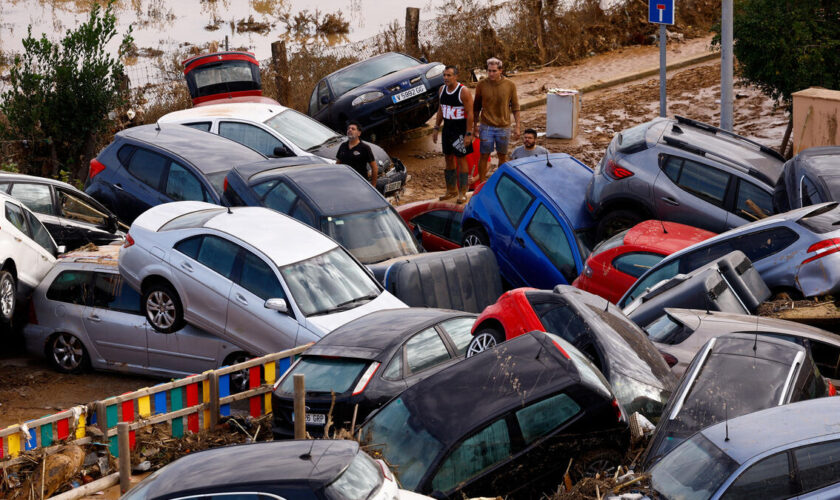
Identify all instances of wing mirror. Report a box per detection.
[320,95,329,105]
[420,56,429,63]
[265,298,289,314]
[412,224,423,244]
[56,245,66,255]
[273,146,294,158]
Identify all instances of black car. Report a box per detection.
[85,124,265,224]
[0,173,125,250]
[223,159,423,265]
[121,440,416,499]
[642,333,833,469]
[309,52,445,138]
[272,308,476,439]
[360,331,630,499]
[774,146,840,212]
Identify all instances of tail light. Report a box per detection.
[611,398,625,422]
[28,301,38,325]
[802,238,840,265]
[223,177,229,192]
[375,459,393,481]
[88,159,106,180]
[351,362,380,395]
[829,380,837,397]
[123,234,135,248]
[605,160,634,180]
[661,352,678,368]
[551,340,571,359]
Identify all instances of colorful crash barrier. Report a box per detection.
[0,345,308,462]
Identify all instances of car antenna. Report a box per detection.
[542,131,553,167]
[659,219,668,234]
[753,314,760,354]
[604,297,610,312]
[299,439,316,461]
[724,401,730,442]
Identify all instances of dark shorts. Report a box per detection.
[442,124,473,157]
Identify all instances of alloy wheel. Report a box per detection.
[146,291,176,330]
[52,334,85,371]
[464,234,483,246]
[467,332,498,357]
[0,275,14,319]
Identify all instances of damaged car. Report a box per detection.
[361,331,629,499]
[271,308,476,438]
[774,146,840,212]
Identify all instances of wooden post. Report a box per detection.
[209,372,220,430]
[95,402,108,435]
[293,374,306,439]
[405,7,420,57]
[271,41,290,106]
[117,423,131,493]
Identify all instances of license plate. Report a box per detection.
[292,413,326,425]
[384,180,402,193]
[392,84,427,103]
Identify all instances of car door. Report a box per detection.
[311,79,333,123]
[508,203,580,289]
[410,209,460,251]
[792,439,840,498]
[21,208,58,282]
[54,188,116,248]
[718,451,797,499]
[82,271,149,371]
[4,202,45,289]
[162,161,214,204]
[169,235,237,337]
[8,182,65,243]
[121,147,171,221]
[490,174,536,279]
[218,121,295,158]
[653,156,733,233]
[401,326,458,387]
[726,177,776,229]
[226,248,300,354]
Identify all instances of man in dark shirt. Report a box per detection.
[336,121,378,188]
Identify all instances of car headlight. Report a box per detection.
[378,158,394,174]
[425,64,445,79]
[352,91,385,107]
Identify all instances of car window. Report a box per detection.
[794,439,840,493]
[516,393,580,444]
[265,109,340,151]
[5,202,29,236]
[612,252,664,278]
[440,317,476,356]
[721,452,794,500]
[681,239,736,271]
[196,235,239,279]
[321,207,421,264]
[57,189,109,226]
[797,203,840,234]
[126,148,168,190]
[239,251,285,300]
[219,121,286,157]
[165,162,208,202]
[591,228,629,257]
[650,433,740,500]
[316,80,330,110]
[412,210,449,239]
[802,176,823,206]
[91,272,141,314]
[10,183,53,215]
[526,204,576,281]
[117,145,135,166]
[431,419,511,493]
[664,157,731,208]
[309,86,320,113]
[290,200,316,227]
[161,208,225,232]
[382,353,402,380]
[448,211,464,242]
[533,301,592,348]
[183,122,211,132]
[681,228,797,273]
[735,179,774,221]
[622,258,680,306]
[24,208,57,254]
[808,340,840,380]
[277,357,369,395]
[405,327,451,375]
[174,235,203,259]
[324,452,383,500]
[46,270,93,305]
[257,180,297,214]
[495,175,534,227]
[0,183,8,192]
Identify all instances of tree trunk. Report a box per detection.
[780,115,794,159]
[532,0,547,64]
[77,133,98,182]
[405,7,420,58]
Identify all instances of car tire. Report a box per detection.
[466,327,505,357]
[48,333,90,374]
[143,282,185,333]
[596,209,644,241]
[462,226,489,247]
[0,271,16,322]
[224,352,255,394]
[574,448,622,478]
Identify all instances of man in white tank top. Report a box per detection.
[433,66,474,204]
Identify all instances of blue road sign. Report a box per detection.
[648,0,675,25]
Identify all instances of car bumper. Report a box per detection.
[797,254,840,297]
[376,157,408,196]
[23,324,52,359]
[357,90,439,132]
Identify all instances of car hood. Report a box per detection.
[342,65,433,98]
[305,290,407,334]
[310,139,391,166]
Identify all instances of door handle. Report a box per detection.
[515,236,525,247]
[88,314,102,322]
[661,196,680,206]
[235,293,248,305]
[180,262,193,272]
[113,183,124,191]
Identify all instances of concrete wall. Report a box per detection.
[793,87,840,155]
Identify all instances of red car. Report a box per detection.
[183,51,279,107]
[397,200,464,252]
[572,220,716,303]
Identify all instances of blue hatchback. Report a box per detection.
[461,154,595,289]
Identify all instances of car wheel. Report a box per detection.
[596,209,644,241]
[574,448,622,478]
[224,352,254,394]
[143,282,184,333]
[462,226,489,247]
[49,333,89,374]
[466,327,505,357]
[0,271,15,322]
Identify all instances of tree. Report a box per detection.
[0,0,133,181]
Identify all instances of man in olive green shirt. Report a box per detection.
[472,57,521,183]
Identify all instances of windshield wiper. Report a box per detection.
[332,292,380,311]
[306,135,344,152]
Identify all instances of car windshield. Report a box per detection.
[620,259,680,308]
[650,433,738,500]
[321,208,420,264]
[279,247,380,316]
[646,313,691,345]
[325,451,383,500]
[277,357,369,395]
[590,228,628,256]
[328,53,420,97]
[264,109,341,151]
[361,397,443,491]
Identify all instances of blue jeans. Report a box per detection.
[479,124,510,155]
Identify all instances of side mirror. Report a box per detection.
[273,146,294,158]
[412,224,423,244]
[420,57,429,64]
[320,95,329,105]
[265,298,289,314]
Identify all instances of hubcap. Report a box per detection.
[464,234,482,247]
[147,291,176,329]
[227,355,251,392]
[0,276,14,318]
[467,332,498,357]
[53,334,84,371]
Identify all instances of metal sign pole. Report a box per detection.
[660,24,667,117]
[721,0,734,131]
[649,1,675,117]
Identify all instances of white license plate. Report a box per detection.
[392,84,427,103]
[292,413,326,425]
[384,180,402,193]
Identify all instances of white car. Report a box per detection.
[0,191,63,321]
[118,201,406,355]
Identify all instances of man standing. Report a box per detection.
[336,121,378,188]
[510,128,548,159]
[433,65,474,204]
[473,57,520,183]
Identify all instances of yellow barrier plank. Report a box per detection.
[76,414,86,439]
[138,395,151,418]
[7,433,20,458]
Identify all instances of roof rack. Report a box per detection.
[662,136,776,186]
[674,115,786,162]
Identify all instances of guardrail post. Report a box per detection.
[209,372,220,430]
[294,374,306,439]
[117,422,130,493]
[95,401,107,435]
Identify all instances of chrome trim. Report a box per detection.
[779,350,805,405]
[670,337,717,420]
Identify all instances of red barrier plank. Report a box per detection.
[122,400,136,448]
[56,418,69,441]
[186,383,199,433]
[249,366,262,417]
